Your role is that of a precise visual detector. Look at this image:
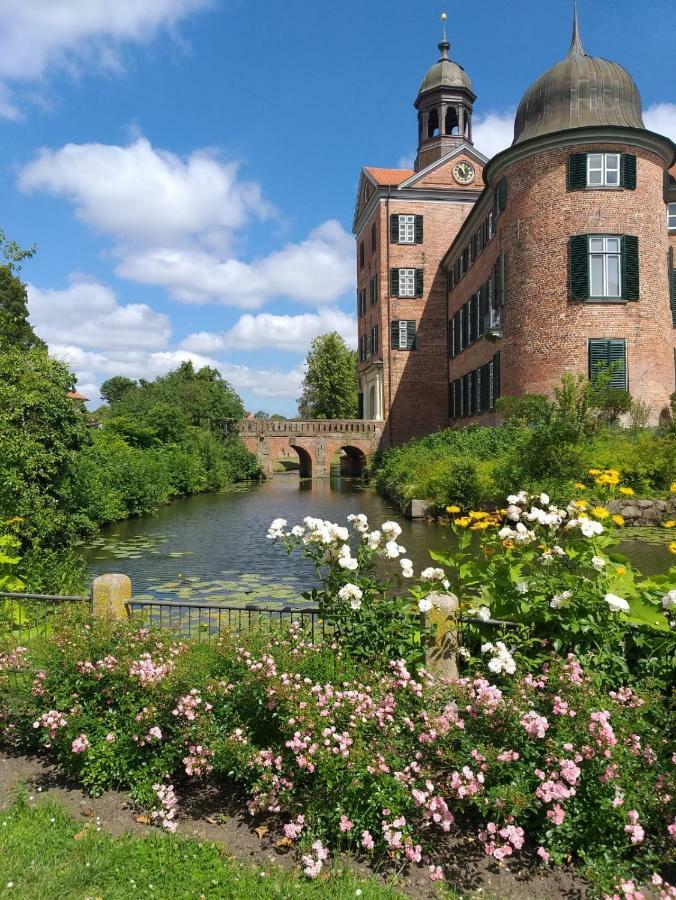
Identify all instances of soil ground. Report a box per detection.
[0,749,591,899]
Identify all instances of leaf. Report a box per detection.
[275,837,294,848]
[73,829,89,841]
[254,825,269,840]
[135,815,151,825]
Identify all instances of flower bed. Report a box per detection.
[0,615,674,898]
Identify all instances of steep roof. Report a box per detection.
[364,167,414,186]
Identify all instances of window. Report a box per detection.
[398,214,415,244]
[369,274,378,305]
[359,334,367,363]
[391,320,416,350]
[359,241,365,268]
[369,325,379,355]
[570,235,639,301]
[587,153,620,187]
[390,214,423,244]
[399,268,415,297]
[589,236,622,298]
[357,289,367,317]
[588,339,627,390]
[371,221,377,251]
[668,203,676,230]
[569,152,636,190]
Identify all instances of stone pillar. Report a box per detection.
[92,574,131,621]
[425,592,460,680]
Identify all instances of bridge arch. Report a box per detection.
[290,444,313,478]
[334,445,368,477]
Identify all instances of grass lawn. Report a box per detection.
[0,796,407,899]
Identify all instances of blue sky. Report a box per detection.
[1,0,674,415]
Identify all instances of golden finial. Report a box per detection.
[439,11,450,57]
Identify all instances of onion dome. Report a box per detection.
[417,15,472,95]
[513,3,644,145]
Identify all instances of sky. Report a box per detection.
[1,0,674,416]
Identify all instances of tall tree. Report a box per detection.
[0,227,43,351]
[298,332,359,419]
[99,376,137,405]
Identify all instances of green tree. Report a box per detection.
[99,376,137,405]
[0,345,91,549]
[0,229,43,351]
[297,332,359,419]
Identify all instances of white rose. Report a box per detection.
[350,598,362,611]
[661,590,676,610]
[418,598,433,613]
[384,540,403,559]
[591,556,606,571]
[487,657,502,674]
[381,521,402,540]
[604,593,629,613]
[550,590,572,609]
[540,493,550,506]
[516,580,529,594]
[338,556,358,571]
[420,567,445,582]
[476,606,491,621]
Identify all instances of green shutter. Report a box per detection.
[415,269,424,297]
[497,178,507,211]
[390,215,399,243]
[567,153,588,190]
[390,267,399,297]
[494,253,506,305]
[622,235,639,300]
[493,352,501,402]
[670,247,676,327]
[621,154,637,190]
[589,339,627,390]
[390,321,399,349]
[407,320,416,350]
[569,235,589,300]
[414,215,424,244]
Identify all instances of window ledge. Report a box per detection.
[575,297,632,304]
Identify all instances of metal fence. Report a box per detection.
[128,599,325,643]
[0,591,88,644]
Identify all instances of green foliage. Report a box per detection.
[98,376,137,405]
[495,393,551,426]
[0,345,91,549]
[298,332,359,419]
[0,230,41,351]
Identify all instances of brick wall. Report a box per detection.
[447,143,675,425]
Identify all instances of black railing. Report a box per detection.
[128,600,325,643]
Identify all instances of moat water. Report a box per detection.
[83,474,671,606]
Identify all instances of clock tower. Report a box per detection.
[414,14,476,171]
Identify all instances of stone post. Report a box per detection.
[92,574,131,622]
[425,592,460,680]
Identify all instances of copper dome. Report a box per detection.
[418,38,472,96]
[513,7,644,145]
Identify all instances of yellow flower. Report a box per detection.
[591,507,610,520]
[619,487,634,496]
[469,510,488,520]
[612,514,625,526]
[446,505,461,514]
[3,516,23,525]
[502,539,514,550]
[606,469,620,478]
[588,468,601,476]
[614,566,626,575]
[454,517,471,528]
[471,521,490,531]
[574,499,588,510]
[670,483,676,493]
[574,483,587,491]
[669,541,676,555]
[663,520,676,529]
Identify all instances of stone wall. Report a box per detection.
[608,496,676,526]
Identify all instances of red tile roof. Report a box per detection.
[364,166,414,186]
[66,390,89,402]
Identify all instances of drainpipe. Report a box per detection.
[386,186,394,447]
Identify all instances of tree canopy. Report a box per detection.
[0,230,43,351]
[297,332,359,420]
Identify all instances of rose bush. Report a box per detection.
[1,615,674,897]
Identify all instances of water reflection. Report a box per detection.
[84,473,671,604]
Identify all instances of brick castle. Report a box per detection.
[353,8,676,446]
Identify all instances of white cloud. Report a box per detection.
[19,138,269,245]
[0,0,210,118]
[117,219,355,308]
[181,307,356,354]
[473,110,515,160]
[27,276,171,351]
[397,154,415,170]
[644,103,676,143]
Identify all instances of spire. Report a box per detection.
[568,0,587,57]
[438,11,450,60]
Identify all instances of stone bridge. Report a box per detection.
[239,419,385,478]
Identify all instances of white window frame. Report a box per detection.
[398,320,408,349]
[587,153,621,188]
[398,215,415,244]
[589,236,622,299]
[668,203,676,230]
[399,268,416,297]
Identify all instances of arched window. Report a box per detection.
[427,108,439,138]
[445,106,459,135]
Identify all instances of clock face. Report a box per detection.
[453,161,475,185]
